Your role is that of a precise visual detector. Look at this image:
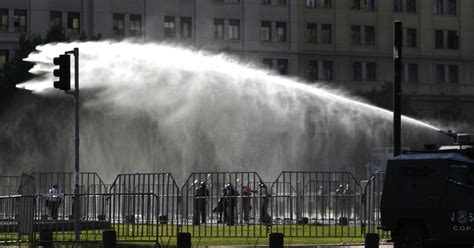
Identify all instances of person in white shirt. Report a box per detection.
[46,185,63,220]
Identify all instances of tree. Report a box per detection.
[1,34,44,89]
[45,24,69,43]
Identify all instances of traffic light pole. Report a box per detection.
[66,48,80,241]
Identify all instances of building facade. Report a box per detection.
[1,0,473,121]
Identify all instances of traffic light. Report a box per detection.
[53,54,71,91]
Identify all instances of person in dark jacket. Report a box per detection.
[193,182,209,225]
[225,184,238,226]
[213,187,227,223]
[242,184,255,223]
[259,182,271,224]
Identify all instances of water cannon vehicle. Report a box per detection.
[380,131,474,248]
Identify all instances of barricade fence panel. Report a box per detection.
[0,195,34,244]
[35,193,109,242]
[109,173,180,240]
[270,171,363,237]
[0,176,21,196]
[180,172,270,238]
[362,171,389,238]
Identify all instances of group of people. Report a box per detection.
[194,182,271,225]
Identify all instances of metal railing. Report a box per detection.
[180,172,268,237]
[270,171,363,237]
[362,171,389,238]
[0,195,34,244]
[0,176,21,196]
[109,173,180,241]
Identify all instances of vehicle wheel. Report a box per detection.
[394,224,425,248]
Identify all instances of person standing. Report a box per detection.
[259,182,271,225]
[46,185,63,220]
[213,187,227,224]
[242,184,254,223]
[193,182,209,225]
[225,184,238,226]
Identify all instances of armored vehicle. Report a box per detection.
[380,133,474,248]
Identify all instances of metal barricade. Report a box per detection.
[108,173,180,242]
[271,171,363,237]
[30,172,108,242]
[180,172,268,237]
[32,172,107,230]
[0,195,34,244]
[35,193,111,242]
[0,176,21,196]
[362,171,389,238]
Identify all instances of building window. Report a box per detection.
[406,28,416,47]
[436,64,445,83]
[447,30,458,49]
[367,0,375,10]
[214,19,224,39]
[277,59,288,75]
[448,65,458,83]
[113,14,124,35]
[308,60,318,81]
[323,0,332,8]
[352,0,361,9]
[322,60,333,81]
[262,0,271,4]
[406,0,416,12]
[261,21,271,41]
[447,0,456,15]
[0,9,7,31]
[0,50,8,70]
[434,0,443,15]
[67,12,80,34]
[164,16,175,38]
[321,24,331,44]
[366,62,376,81]
[307,23,317,43]
[276,22,287,42]
[393,0,402,11]
[180,17,192,38]
[50,11,62,28]
[228,19,240,40]
[407,63,418,83]
[262,58,273,69]
[435,30,444,48]
[352,62,362,81]
[365,26,375,46]
[351,26,361,45]
[307,0,330,8]
[129,14,142,36]
[14,9,27,32]
[306,0,316,8]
